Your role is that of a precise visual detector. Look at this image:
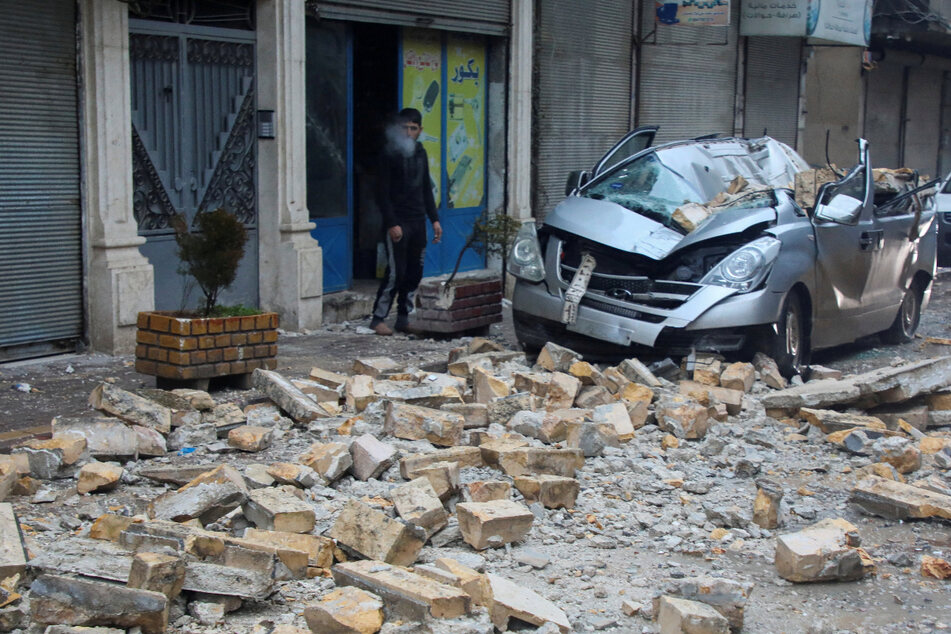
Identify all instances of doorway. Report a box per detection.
[306,20,488,294]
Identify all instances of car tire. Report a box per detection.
[760,292,809,378]
[881,281,922,345]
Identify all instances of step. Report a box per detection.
[322,290,375,324]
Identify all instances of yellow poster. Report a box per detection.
[401,29,442,207]
[446,34,485,209]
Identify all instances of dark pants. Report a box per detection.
[372,218,427,322]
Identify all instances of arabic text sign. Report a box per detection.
[740,0,806,36]
[446,33,486,210]
[807,0,870,47]
[656,0,731,27]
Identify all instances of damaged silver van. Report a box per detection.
[509,128,937,376]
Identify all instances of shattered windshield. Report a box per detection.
[582,153,703,228]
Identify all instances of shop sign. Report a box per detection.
[656,1,731,27]
[740,0,870,46]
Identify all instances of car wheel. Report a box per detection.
[881,282,922,344]
[761,292,809,378]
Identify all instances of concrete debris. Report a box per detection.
[775,518,876,582]
[332,560,470,620]
[6,344,951,631]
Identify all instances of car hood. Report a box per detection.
[544,195,777,260]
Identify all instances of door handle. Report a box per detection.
[860,230,883,251]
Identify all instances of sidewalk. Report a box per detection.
[0,303,518,443]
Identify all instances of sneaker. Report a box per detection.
[394,315,409,332]
[372,321,393,336]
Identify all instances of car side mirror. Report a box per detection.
[565,170,590,196]
[815,194,863,223]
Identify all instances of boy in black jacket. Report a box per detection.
[370,108,442,335]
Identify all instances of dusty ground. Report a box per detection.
[2,270,951,633]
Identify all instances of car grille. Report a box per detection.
[559,264,698,309]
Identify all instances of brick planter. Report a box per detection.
[135,311,278,386]
[410,274,503,334]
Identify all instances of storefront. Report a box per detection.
[305,2,509,292]
[0,1,84,361]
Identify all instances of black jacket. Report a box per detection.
[377,141,438,229]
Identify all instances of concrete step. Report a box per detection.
[322,289,375,325]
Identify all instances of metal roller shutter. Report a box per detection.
[312,0,510,35]
[744,36,800,147]
[865,60,903,169]
[904,66,942,177]
[636,0,739,143]
[0,0,83,360]
[534,0,634,221]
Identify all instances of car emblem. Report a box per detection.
[606,288,634,301]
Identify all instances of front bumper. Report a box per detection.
[512,277,786,357]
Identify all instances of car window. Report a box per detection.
[818,165,867,222]
[583,153,703,229]
[942,178,951,194]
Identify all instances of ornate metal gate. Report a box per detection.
[130,20,258,311]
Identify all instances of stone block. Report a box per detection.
[535,342,581,373]
[228,425,274,452]
[133,425,167,457]
[656,595,730,634]
[137,463,223,487]
[850,475,951,520]
[385,401,464,447]
[205,402,247,435]
[399,447,483,479]
[720,362,755,392]
[871,436,921,474]
[89,383,172,434]
[656,396,710,439]
[252,368,332,422]
[753,352,787,389]
[497,448,585,478]
[487,392,537,426]
[678,381,744,416]
[434,557,489,605]
[21,435,87,466]
[77,461,124,494]
[467,480,511,503]
[456,500,534,549]
[544,372,581,410]
[329,499,425,566]
[127,551,185,599]
[170,387,215,410]
[304,585,384,634]
[332,559,470,620]
[353,356,402,378]
[484,573,570,633]
[0,462,15,502]
[148,464,248,524]
[800,408,886,433]
[775,518,875,582]
[300,441,352,482]
[266,462,320,488]
[413,461,460,502]
[574,385,615,408]
[310,367,349,389]
[89,513,139,541]
[514,475,579,509]
[592,402,635,441]
[618,357,662,387]
[30,574,167,634]
[441,402,488,429]
[0,504,26,578]
[473,367,512,404]
[513,370,551,396]
[565,421,619,457]
[479,437,530,467]
[345,375,376,412]
[752,478,784,529]
[243,528,334,569]
[691,355,723,387]
[391,477,449,536]
[293,378,341,404]
[539,409,587,443]
[659,576,754,631]
[568,361,607,386]
[167,423,217,451]
[350,434,397,481]
[243,486,316,533]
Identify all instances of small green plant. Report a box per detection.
[172,208,248,317]
[447,209,521,295]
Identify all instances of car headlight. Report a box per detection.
[700,236,781,292]
[507,222,546,282]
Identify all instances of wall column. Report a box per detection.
[257,0,323,330]
[507,0,533,222]
[81,0,155,354]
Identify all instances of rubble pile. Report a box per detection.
[1,341,951,632]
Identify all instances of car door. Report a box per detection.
[592,126,658,178]
[810,140,877,348]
